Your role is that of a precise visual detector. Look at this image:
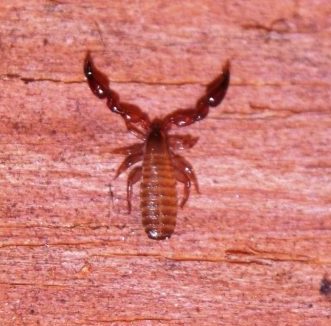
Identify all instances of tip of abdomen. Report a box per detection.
[146,226,174,240]
[142,208,177,240]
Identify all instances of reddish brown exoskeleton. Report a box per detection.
[84,53,230,240]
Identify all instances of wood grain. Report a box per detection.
[0,1,330,325]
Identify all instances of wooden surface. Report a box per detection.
[0,1,331,325]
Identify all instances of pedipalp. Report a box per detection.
[163,60,230,129]
[84,52,150,135]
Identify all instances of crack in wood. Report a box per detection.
[1,73,330,87]
[85,317,176,323]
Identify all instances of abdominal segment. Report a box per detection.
[140,152,177,240]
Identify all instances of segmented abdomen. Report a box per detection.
[140,148,177,240]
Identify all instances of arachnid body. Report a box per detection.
[84,53,230,240]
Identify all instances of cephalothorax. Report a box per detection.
[84,53,230,240]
